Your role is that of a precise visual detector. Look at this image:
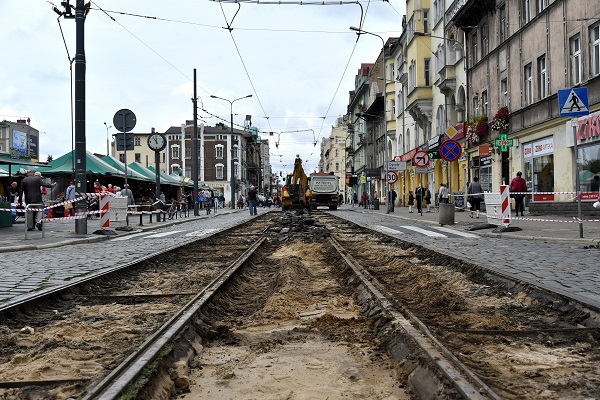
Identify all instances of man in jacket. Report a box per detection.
[21,170,55,231]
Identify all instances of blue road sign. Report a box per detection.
[440,139,462,162]
[558,88,589,117]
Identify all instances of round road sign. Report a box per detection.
[113,109,137,133]
[386,171,398,184]
[440,139,462,162]
[412,150,430,167]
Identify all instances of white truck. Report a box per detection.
[309,172,339,210]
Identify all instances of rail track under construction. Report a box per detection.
[0,211,598,399]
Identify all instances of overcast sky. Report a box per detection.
[1,0,404,176]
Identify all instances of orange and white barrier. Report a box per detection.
[100,194,110,228]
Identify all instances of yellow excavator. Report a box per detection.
[281,155,311,211]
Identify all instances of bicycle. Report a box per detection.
[166,200,178,220]
[179,201,188,218]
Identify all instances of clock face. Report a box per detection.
[148,134,166,151]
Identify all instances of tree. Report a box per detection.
[47,155,53,162]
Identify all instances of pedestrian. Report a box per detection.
[408,190,414,213]
[424,188,432,212]
[339,193,344,206]
[64,181,77,217]
[107,183,116,194]
[438,183,449,204]
[21,170,55,231]
[159,191,166,202]
[247,185,258,216]
[467,177,483,218]
[592,175,600,192]
[93,180,102,194]
[510,171,528,216]
[415,184,423,213]
[352,192,358,206]
[121,184,135,206]
[218,193,225,208]
[390,189,397,212]
[10,181,20,223]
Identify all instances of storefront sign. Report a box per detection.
[398,148,418,162]
[568,110,600,144]
[532,137,553,157]
[480,156,492,167]
[523,143,533,159]
[478,145,490,157]
[427,134,442,150]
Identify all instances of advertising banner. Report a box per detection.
[12,129,27,156]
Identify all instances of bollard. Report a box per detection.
[139,212,144,226]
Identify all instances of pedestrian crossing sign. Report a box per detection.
[558,87,589,117]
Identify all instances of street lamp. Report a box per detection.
[104,122,112,156]
[350,26,390,213]
[210,94,253,209]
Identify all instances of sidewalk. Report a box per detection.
[340,203,600,243]
[0,208,240,253]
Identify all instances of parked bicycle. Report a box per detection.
[179,200,189,218]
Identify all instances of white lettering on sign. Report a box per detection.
[532,137,554,156]
[312,180,336,192]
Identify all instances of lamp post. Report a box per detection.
[210,94,253,209]
[350,26,389,213]
[104,122,112,156]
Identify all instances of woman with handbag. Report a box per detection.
[510,171,527,216]
[64,181,76,216]
[467,177,483,218]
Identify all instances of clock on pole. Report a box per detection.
[148,133,167,152]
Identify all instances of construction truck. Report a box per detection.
[281,155,311,211]
[309,172,339,210]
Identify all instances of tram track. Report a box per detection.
[0,211,599,399]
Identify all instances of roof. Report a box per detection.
[31,150,124,176]
[101,155,152,181]
[128,162,182,186]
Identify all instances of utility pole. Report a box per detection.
[74,0,87,234]
[192,69,199,216]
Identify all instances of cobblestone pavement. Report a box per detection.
[333,205,600,312]
[0,208,260,307]
[2,204,599,315]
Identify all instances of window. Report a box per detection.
[409,60,416,91]
[524,63,533,105]
[335,162,339,172]
[185,146,191,159]
[481,90,488,116]
[335,149,339,157]
[570,34,582,85]
[473,96,480,116]
[471,32,478,66]
[481,24,489,57]
[216,164,224,179]
[134,137,141,146]
[501,78,509,106]
[536,0,547,13]
[424,58,431,86]
[216,145,224,159]
[391,99,396,116]
[522,0,531,25]
[423,10,429,34]
[172,145,179,159]
[135,153,141,163]
[592,23,600,76]
[119,154,125,163]
[538,55,547,99]
[406,129,411,152]
[499,5,507,42]
[216,134,226,141]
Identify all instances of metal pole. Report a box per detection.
[230,107,235,209]
[74,0,87,234]
[123,113,128,191]
[573,119,583,238]
[192,69,199,216]
[155,150,160,200]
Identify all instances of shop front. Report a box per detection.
[523,137,554,202]
[571,111,600,201]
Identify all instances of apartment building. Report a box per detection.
[452,0,600,208]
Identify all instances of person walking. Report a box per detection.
[408,191,414,213]
[10,181,20,224]
[510,171,528,216]
[121,184,135,206]
[467,177,483,218]
[415,184,424,213]
[437,183,449,204]
[21,170,55,231]
[247,185,258,216]
[424,188,432,212]
[64,181,77,217]
[389,189,397,212]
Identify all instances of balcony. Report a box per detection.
[397,62,408,85]
[436,65,456,94]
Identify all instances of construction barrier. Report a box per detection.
[99,194,110,228]
[109,197,128,228]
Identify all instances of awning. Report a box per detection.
[147,166,186,186]
[29,150,124,176]
[129,162,182,186]
[101,155,152,182]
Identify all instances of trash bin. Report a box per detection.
[373,199,379,210]
[0,202,12,228]
[439,202,455,225]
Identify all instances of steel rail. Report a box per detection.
[82,236,266,399]
[328,236,501,400]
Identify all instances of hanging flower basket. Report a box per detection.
[466,114,488,144]
[490,106,509,131]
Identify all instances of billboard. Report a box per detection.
[28,134,39,159]
[12,130,28,156]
